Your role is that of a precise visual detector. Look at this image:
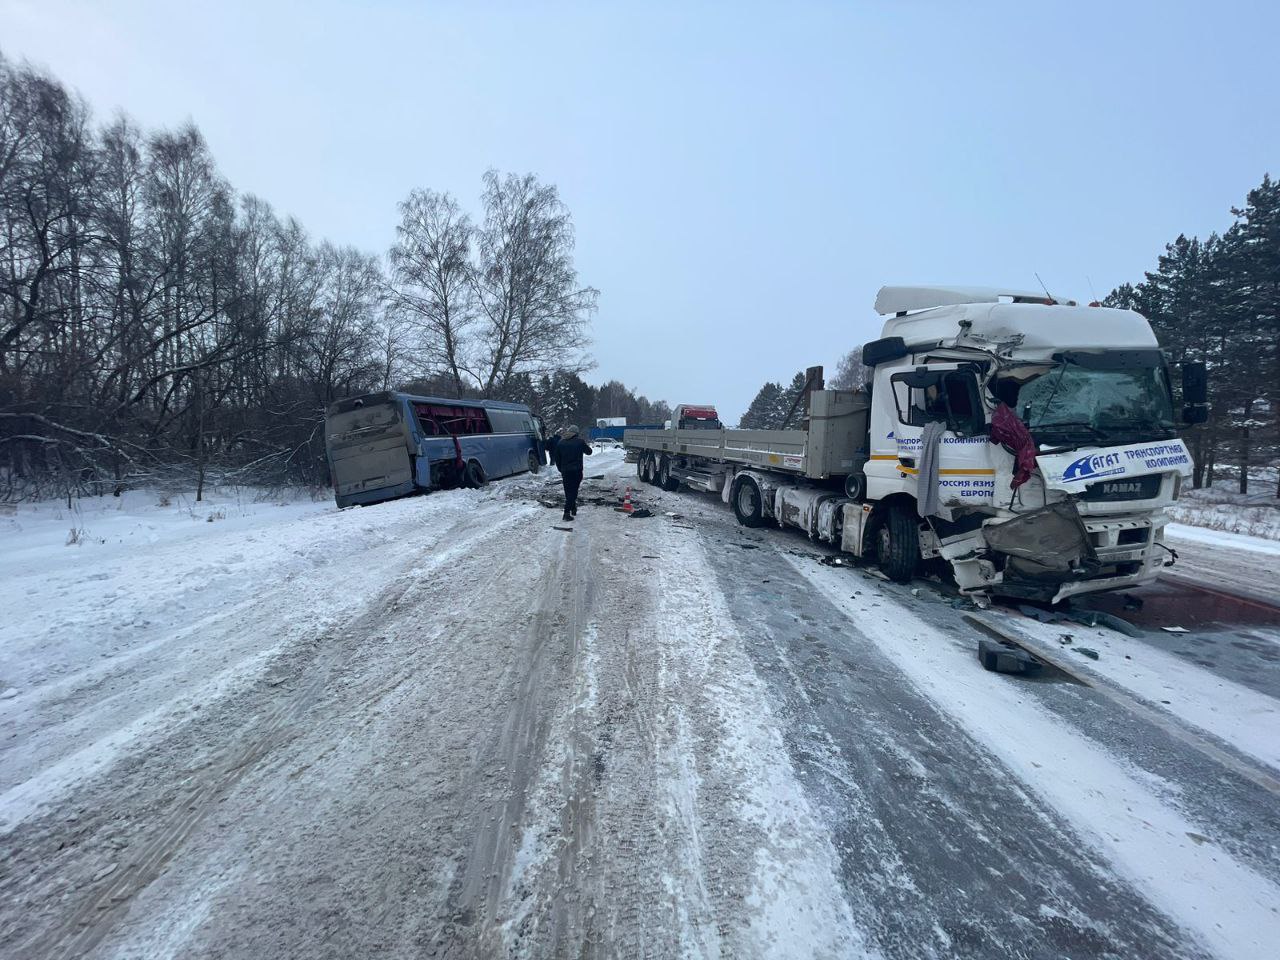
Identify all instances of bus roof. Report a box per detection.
[327,391,533,416]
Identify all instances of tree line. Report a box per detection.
[739,352,865,429]
[0,50,639,500]
[1106,173,1279,496]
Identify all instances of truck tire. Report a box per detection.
[636,457,646,481]
[875,503,919,582]
[659,456,680,492]
[732,476,766,528]
[645,454,659,486]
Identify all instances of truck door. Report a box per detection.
[887,364,996,508]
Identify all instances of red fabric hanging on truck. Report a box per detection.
[989,402,1038,490]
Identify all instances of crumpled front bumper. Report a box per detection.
[939,504,1171,603]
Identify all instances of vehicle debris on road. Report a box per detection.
[977,638,1044,675]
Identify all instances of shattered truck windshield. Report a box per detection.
[1013,354,1177,445]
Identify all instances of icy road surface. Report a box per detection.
[2,449,1278,960]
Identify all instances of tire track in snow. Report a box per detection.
[787,551,1280,960]
[0,495,508,828]
[643,489,1201,959]
[9,501,537,960]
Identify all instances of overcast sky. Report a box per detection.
[3,1,1277,421]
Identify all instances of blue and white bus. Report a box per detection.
[324,391,547,508]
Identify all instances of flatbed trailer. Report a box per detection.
[624,390,869,490]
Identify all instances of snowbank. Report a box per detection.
[1167,480,1280,541]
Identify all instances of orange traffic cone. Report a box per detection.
[622,486,633,513]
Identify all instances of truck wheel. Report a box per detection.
[659,456,680,492]
[876,503,919,582]
[732,476,766,528]
[636,457,646,481]
[645,455,659,486]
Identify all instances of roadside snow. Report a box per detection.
[1161,522,1280,603]
[993,611,1280,774]
[1167,481,1280,541]
[1166,522,1280,558]
[787,553,1280,960]
[0,482,513,831]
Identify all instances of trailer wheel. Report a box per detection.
[875,503,919,582]
[636,456,646,481]
[645,454,659,486]
[659,456,680,492]
[731,476,766,528]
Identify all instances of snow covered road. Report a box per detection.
[3,450,1278,959]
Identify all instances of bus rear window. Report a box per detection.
[327,403,400,439]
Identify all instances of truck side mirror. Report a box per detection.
[1181,361,1209,425]
[863,336,908,367]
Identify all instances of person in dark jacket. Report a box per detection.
[553,425,592,521]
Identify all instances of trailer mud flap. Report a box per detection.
[983,501,1098,584]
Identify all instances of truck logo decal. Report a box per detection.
[1061,452,1125,482]
[1057,441,1191,483]
[1122,443,1192,471]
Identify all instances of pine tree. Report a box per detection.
[740,381,783,429]
[776,371,808,427]
[1219,175,1280,494]
[1106,172,1280,496]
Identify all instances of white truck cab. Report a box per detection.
[861,286,1205,602]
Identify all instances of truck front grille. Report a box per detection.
[1079,474,1161,502]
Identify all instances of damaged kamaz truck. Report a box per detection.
[624,285,1209,603]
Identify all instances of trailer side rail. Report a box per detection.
[624,427,809,474]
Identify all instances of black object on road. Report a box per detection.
[977,638,1043,675]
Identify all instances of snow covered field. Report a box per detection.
[3,449,1279,959]
[1167,478,1280,541]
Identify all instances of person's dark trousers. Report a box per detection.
[562,469,583,519]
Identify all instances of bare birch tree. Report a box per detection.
[388,189,475,396]
[472,170,596,397]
